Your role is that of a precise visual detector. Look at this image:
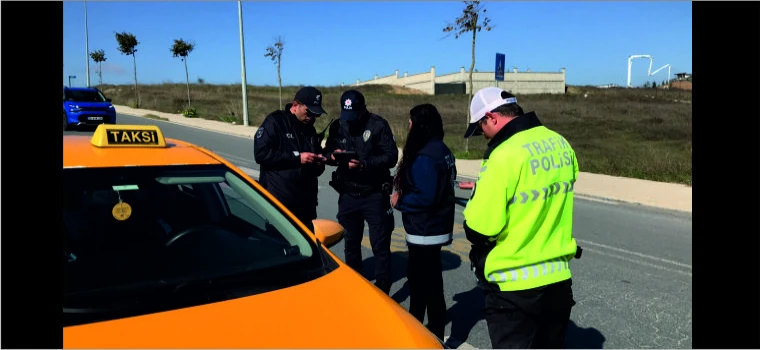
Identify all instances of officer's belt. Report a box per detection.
[328,178,375,196]
[341,181,384,197]
[331,171,391,197]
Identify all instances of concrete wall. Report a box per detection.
[350,66,566,95]
[354,67,437,95]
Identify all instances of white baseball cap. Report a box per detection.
[464,87,518,138]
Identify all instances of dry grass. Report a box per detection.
[100,83,692,185]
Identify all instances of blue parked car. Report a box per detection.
[63,87,117,130]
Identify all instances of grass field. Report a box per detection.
[100,83,692,186]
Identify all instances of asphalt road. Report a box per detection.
[64,115,693,349]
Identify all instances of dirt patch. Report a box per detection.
[390,85,427,95]
[669,81,692,91]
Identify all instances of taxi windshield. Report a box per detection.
[63,164,328,325]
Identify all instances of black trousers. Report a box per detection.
[483,278,576,349]
[407,244,447,340]
[283,208,313,235]
[337,191,394,285]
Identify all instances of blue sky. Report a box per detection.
[63,1,692,88]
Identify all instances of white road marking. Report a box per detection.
[580,246,692,277]
[576,239,691,269]
[576,239,692,277]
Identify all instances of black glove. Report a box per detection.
[469,244,500,291]
[468,245,487,283]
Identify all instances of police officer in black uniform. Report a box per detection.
[254,86,328,234]
[323,89,398,294]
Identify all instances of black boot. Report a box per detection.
[374,280,392,295]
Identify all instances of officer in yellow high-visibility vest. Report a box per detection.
[462,87,582,349]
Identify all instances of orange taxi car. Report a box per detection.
[63,124,446,349]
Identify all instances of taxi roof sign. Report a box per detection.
[91,124,167,148]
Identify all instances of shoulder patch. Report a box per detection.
[256,127,264,138]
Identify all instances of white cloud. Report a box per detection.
[89,62,127,75]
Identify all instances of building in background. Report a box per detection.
[348,66,566,95]
[674,72,691,81]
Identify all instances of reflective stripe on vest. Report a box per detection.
[508,180,575,206]
[487,255,571,283]
[406,232,453,245]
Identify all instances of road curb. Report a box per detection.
[118,110,256,140]
[573,193,692,215]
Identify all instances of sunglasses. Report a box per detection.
[474,115,489,132]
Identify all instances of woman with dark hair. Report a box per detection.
[391,103,457,340]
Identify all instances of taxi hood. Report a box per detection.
[63,265,443,348]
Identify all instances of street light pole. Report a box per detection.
[238,0,250,126]
[84,0,91,87]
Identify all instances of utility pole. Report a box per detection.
[84,0,91,87]
[238,0,250,126]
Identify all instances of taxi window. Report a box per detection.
[63,164,322,324]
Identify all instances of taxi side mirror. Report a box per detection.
[312,219,344,249]
[106,98,112,102]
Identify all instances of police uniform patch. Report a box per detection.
[363,129,371,142]
[256,127,264,138]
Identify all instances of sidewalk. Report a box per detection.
[115,105,692,213]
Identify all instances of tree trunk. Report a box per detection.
[132,53,140,108]
[277,59,282,110]
[466,24,477,154]
[184,57,191,109]
[98,62,103,87]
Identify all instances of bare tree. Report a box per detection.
[264,36,285,110]
[443,0,493,153]
[115,32,140,107]
[171,38,196,109]
[89,49,107,88]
